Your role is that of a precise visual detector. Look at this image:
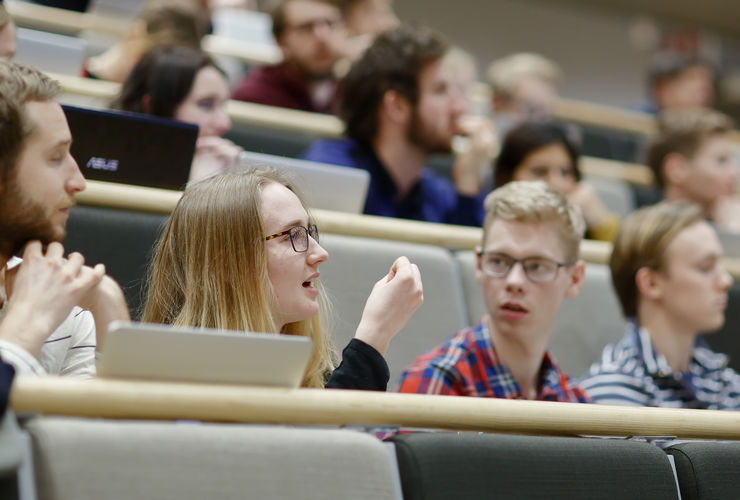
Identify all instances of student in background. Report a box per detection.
[0,3,15,59]
[142,168,423,390]
[113,45,241,183]
[646,107,740,232]
[303,26,496,227]
[0,61,129,376]
[494,122,619,241]
[397,181,589,403]
[232,0,344,114]
[581,201,740,409]
[644,53,716,115]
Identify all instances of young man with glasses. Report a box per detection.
[397,181,589,402]
[581,201,740,409]
[232,0,344,114]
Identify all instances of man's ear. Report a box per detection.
[379,89,411,125]
[141,94,152,114]
[662,152,689,187]
[564,259,585,299]
[635,266,662,301]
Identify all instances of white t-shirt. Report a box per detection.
[0,257,96,377]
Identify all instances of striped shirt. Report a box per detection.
[395,322,590,403]
[580,322,740,409]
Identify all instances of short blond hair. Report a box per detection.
[487,52,562,102]
[647,107,734,187]
[482,181,585,261]
[610,200,703,318]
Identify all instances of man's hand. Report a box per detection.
[452,115,498,196]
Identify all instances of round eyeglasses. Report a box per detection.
[265,225,319,253]
[477,251,573,283]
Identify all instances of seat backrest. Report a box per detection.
[26,417,397,500]
[665,441,740,500]
[455,251,626,377]
[390,432,678,500]
[587,176,635,218]
[320,233,468,386]
[63,206,167,318]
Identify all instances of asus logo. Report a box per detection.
[86,157,119,172]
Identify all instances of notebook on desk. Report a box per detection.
[63,106,198,191]
[97,322,312,388]
[236,150,370,214]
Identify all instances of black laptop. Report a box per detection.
[63,105,198,191]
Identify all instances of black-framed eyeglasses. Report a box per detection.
[477,251,573,283]
[265,225,319,253]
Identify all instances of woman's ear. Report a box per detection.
[635,266,662,301]
[141,94,152,114]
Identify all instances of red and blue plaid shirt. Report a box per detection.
[395,322,590,403]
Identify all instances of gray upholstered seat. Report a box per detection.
[320,233,468,386]
[665,441,740,500]
[455,251,626,377]
[390,432,679,500]
[26,417,397,500]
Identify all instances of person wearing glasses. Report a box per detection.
[581,201,740,409]
[232,0,344,114]
[142,168,423,390]
[396,181,590,402]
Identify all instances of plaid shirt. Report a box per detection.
[580,322,740,409]
[395,322,590,403]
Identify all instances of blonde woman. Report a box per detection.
[142,169,423,389]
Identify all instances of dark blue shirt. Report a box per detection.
[0,359,14,419]
[303,138,484,227]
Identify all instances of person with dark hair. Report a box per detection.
[645,53,716,114]
[232,0,343,113]
[646,107,739,232]
[0,60,129,376]
[494,122,619,241]
[113,45,241,183]
[302,25,496,226]
[581,201,740,409]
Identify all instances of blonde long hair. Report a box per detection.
[142,169,336,387]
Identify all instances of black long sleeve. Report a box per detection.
[325,339,389,391]
[0,359,15,419]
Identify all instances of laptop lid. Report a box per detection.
[63,106,197,191]
[97,321,313,388]
[236,151,370,214]
[14,27,87,77]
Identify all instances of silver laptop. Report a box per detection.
[14,27,87,77]
[236,151,370,214]
[97,322,313,388]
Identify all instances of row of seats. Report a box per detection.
[7,415,739,499]
[63,204,740,385]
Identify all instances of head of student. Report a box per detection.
[476,181,585,343]
[647,107,737,211]
[112,45,231,138]
[0,61,85,258]
[494,121,581,195]
[269,0,344,78]
[0,4,16,60]
[341,25,464,153]
[649,53,715,112]
[333,0,398,38]
[610,201,732,335]
[142,169,335,387]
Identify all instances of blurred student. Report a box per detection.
[495,122,619,241]
[303,26,496,226]
[644,53,715,114]
[142,169,423,389]
[0,61,129,376]
[113,45,241,183]
[397,181,590,403]
[581,201,740,409]
[232,0,344,114]
[332,0,398,64]
[646,107,740,232]
[0,3,15,59]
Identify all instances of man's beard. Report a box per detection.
[0,180,62,258]
[407,106,453,154]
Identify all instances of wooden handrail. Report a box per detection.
[5,0,282,65]
[580,157,654,186]
[10,375,740,439]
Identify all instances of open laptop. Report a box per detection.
[63,105,198,191]
[14,27,87,77]
[97,322,313,388]
[236,151,370,214]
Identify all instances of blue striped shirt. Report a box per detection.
[580,322,740,410]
